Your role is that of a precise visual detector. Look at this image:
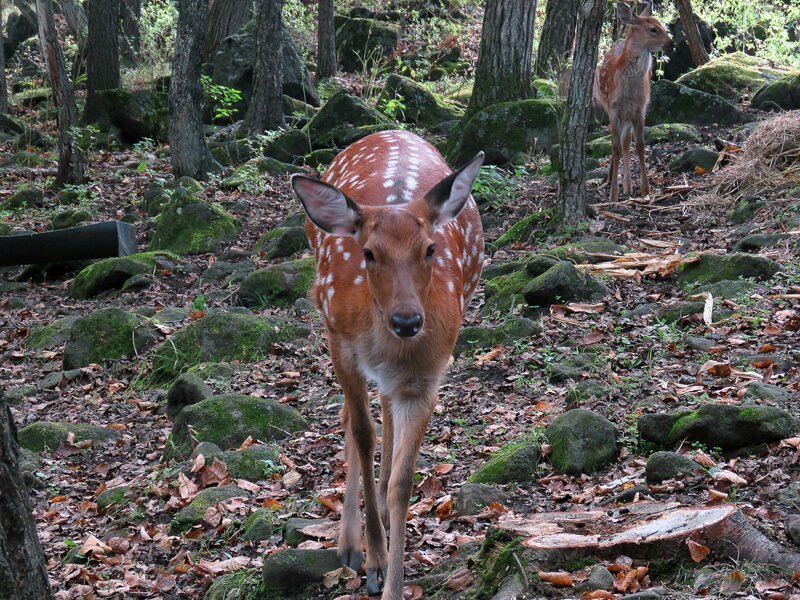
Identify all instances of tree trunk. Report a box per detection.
[84,0,121,124]
[557,0,606,225]
[0,390,54,600]
[245,0,284,134]
[120,0,142,64]
[60,0,88,80]
[0,0,9,114]
[205,0,252,60]
[675,0,709,66]
[170,0,223,180]
[467,0,537,116]
[534,0,580,79]
[316,0,336,81]
[36,0,85,186]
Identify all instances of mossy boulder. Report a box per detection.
[302,90,394,150]
[241,508,279,542]
[4,184,44,210]
[26,316,80,349]
[18,421,120,452]
[170,485,246,534]
[220,157,304,189]
[743,381,792,405]
[0,113,26,135]
[237,257,315,308]
[638,404,798,451]
[544,238,625,264]
[645,451,703,483]
[655,300,732,325]
[167,394,307,459]
[454,483,508,515]
[523,261,607,307]
[211,445,282,481]
[151,313,309,380]
[261,128,314,163]
[693,279,758,300]
[455,317,540,356]
[262,548,341,592]
[482,268,531,312]
[0,151,52,168]
[166,373,213,418]
[668,148,720,172]
[751,72,800,110]
[62,307,159,370]
[68,252,179,299]
[489,212,549,251]
[545,409,618,474]
[96,485,131,510]
[648,80,743,126]
[335,17,399,72]
[284,517,333,547]
[149,189,241,255]
[468,441,539,484]
[253,226,308,260]
[732,233,790,253]
[565,380,611,409]
[303,148,337,169]
[676,253,780,286]
[448,99,562,165]
[376,74,462,128]
[675,52,796,101]
[99,88,169,143]
[51,208,94,230]
[727,196,766,224]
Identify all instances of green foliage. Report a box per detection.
[379,96,407,121]
[138,0,178,75]
[67,124,102,154]
[200,76,242,122]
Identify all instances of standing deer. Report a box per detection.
[291,130,484,599]
[594,2,674,201]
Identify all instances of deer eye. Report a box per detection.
[650,27,658,33]
[363,248,376,263]
[425,244,436,259]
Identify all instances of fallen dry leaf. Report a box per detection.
[444,568,474,591]
[687,539,711,562]
[537,571,574,587]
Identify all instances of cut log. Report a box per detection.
[0,221,136,267]
[497,502,800,571]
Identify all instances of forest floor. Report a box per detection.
[1,104,800,600]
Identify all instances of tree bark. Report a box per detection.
[245,0,284,134]
[0,390,54,600]
[36,0,85,186]
[557,0,606,225]
[60,0,88,80]
[0,0,9,114]
[120,0,142,64]
[534,0,580,79]
[84,0,121,124]
[205,0,252,60]
[170,0,223,180]
[467,0,537,116]
[316,0,336,81]
[675,0,709,66]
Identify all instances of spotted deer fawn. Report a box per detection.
[291,130,484,599]
[594,2,674,201]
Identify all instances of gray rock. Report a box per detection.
[454,483,509,515]
[166,373,213,418]
[376,74,462,129]
[468,442,539,484]
[575,565,614,592]
[693,279,758,299]
[170,485,246,534]
[261,548,341,591]
[732,233,790,253]
[191,441,222,460]
[237,258,314,309]
[778,483,800,508]
[648,80,743,126]
[4,184,44,210]
[677,253,780,286]
[336,17,399,72]
[646,451,702,483]
[546,409,618,474]
[455,317,540,356]
[241,508,279,543]
[751,73,800,110]
[302,90,393,150]
[5,384,36,402]
[522,261,607,306]
[18,421,120,453]
[736,353,794,372]
[686,336,715,352]
[668,148,719,172]
[96,485,131,510]
[253,226,308,260]
[743,381,792,405]
[215,445,281,481]
[284,518,333,547]
[655,301,732,325]
[786,515,800,547]
[200,260,254,284]
[565,380,609,408]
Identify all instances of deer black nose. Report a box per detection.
[391,312,422,338]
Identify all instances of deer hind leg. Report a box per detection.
[622,124,633,196]
[635,117,649,197]
[609,122,622,202]
[377,394,394,530]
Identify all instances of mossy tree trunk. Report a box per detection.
[467,0,537,116]
[316,0,336,81]
[36,0,86,186]
[120,0,141,64]
[557,0,606,225]
[534,0,580,79]
[205,0,252,60]
[675,0,709,66]
[84,0,121,124]
[170,0,223,180]
[0,390,54,600]
[0,0,8,114]
[245,0,284,135]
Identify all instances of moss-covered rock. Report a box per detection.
[743,381,792,405]
[253,226,308,260]
[149,188,241,255]
[284,517,333,547]
[237,257,315,308]
[170,485,246,534]
[727,196,766,224]
[565,380,610,409]
[448,99,562,165]
[544,238,625,264]
[96,485,131,510]
[18,421,120,452]
[4,184,44,210]
[545,409,617,475]
[468,441,539,484]
[376,74,462,128]
[26,316,80,349]
[676,253,780,286]
[99,88,169,143]
[186,362,236,386]
[336,17,399,72]
[732,233,790,253]
[62,307,159,369]
[693,279,758,299]
[220,158,304,189]
[676,52,796,101]
[302,90,394,150]
[51,208,94,230]
[645,451,702,483]
[152,313,308,380]
[523,261,607,306]
[262,128,314,163]
[167,394,307,459]
[68,252,179,299]
[655,301,732,325]
[489,212,549,251]
[216,445,281,481]
[262,548,341,593]
[241,508,279,542]
[166,373,213,418]
[204,569,262,600]
[455,317,540,356]
[751,72,800,110]
[638,404,798,451]
[303,148,337,169]
[482,268,531,312]
[668,148,720,172]
[454,483,508,515]
[648,80,743,126]
[0,151,52,168]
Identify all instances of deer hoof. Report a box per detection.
[339,548,364,571]
[366,566,385,595]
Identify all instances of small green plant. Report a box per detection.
[190,295,208,313]
[200,75,242,122]
[60,183,93,204]
[132,138,158,172]
[68,124,102,154]
[380,96,407,121]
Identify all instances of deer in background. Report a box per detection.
[594,2,674,201]
[291,130,484,600]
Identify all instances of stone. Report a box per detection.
[522,261,607,307]
[192,441,222,460]
[96,486,131,510]
[743,381,792,405]
[751,73,800,111]
[693,279,758,300]
[777,483,800,508]
[0,151,52,168]
[170,485,246,534]
[638,404,798,451]
[685,336,715,352]
[732,233,790,253]
[261,548,341,592]
[68,252,180,299]
[727,196,765,224]
[284,518,333,547]
[5,385,37,402]
[376,74,462,129]
[200,260,255,284]
[668,148,719,172]
[220,157,304,189]
[489,212,550,251]
[237,257,315,309]
[26,316,80,349]
[215,445,281,481]
[455,317,540,356]
[62,308,159,370]
[166,373,213,418]
[576,123,701,161]
[468,441,539,484]
[656,300,732,325]
[675,52,796,101]
[645,451,702,483]
[662,17,714,80]
[454,483,508,516]
[167,394,307,459]
[51,208,93,230]
[543,238,625,264]
[676,253,780,286]
[0,113,26,135]
[99,88,169,142]
[252,226,308,260]
[565,380,609,408]
[648,80,743,126]
[241,508,279,542]
[151,313,309,380]
[4,184,44,210]
[302,90,394,150]
[187,362,236,386]
[576,565,615,593]
[736,353,794,372]
[18,421,120,452]
[482,268,531,312]
[546,409,618,475]
[786,515,800,547]
[335,17,399,72]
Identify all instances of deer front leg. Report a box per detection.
[608,124,622,202]
[377,394,394,530]
[635,117,649,197]
[622,125,633,196]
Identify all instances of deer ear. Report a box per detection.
[424,152,484,228]
[639,2,652,16]
[617,2,636,24]
[291,175,362,236]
